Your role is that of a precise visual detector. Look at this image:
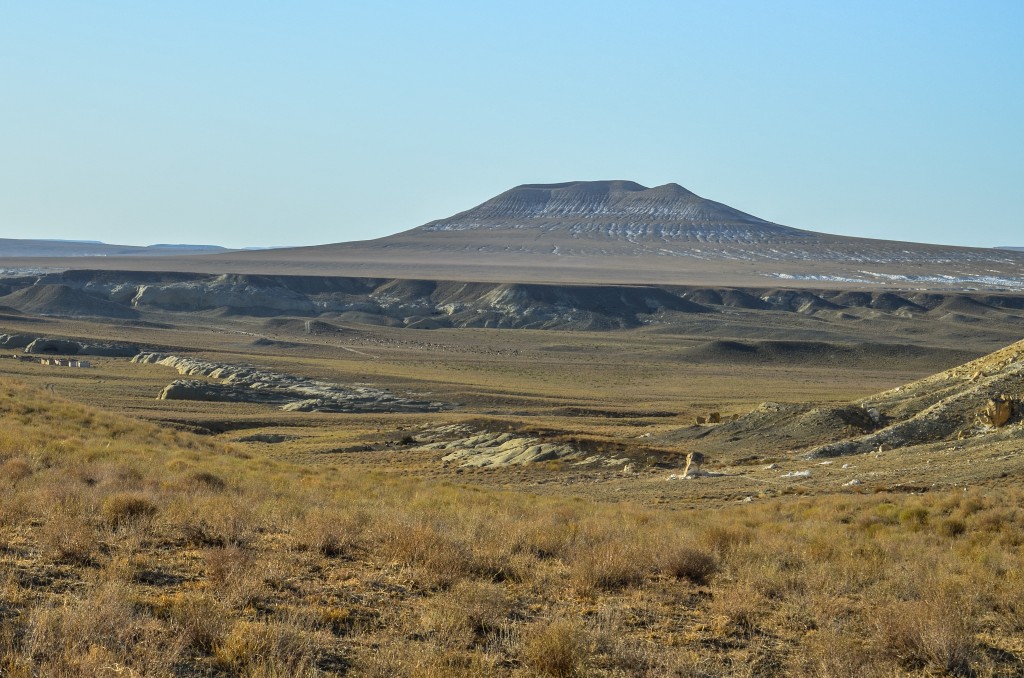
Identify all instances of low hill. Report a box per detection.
[679,339,977,370]
[1,284,139,318]
[670,336,1024,457]
[0,239,231,258]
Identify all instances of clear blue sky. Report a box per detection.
[2,1,1021,248]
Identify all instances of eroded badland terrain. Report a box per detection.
[1,182,1023,676]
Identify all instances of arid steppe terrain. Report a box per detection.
[1,262,1023,675]
[1,182,1023,676]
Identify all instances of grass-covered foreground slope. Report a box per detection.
[0,376,1023,676]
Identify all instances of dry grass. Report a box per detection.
[660,543,718,584]
[875,592,977,675]
[521,618,589,677]
[0,376,1023,675]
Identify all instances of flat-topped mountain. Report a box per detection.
[417,180,808,243]
[3,181,1023,288]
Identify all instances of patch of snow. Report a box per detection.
[858,271,1024,288]
[0,268,56,278]
[761,270,1024,289]
[765,273,873,283]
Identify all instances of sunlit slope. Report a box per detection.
[672,336,1024,458]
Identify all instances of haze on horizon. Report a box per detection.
[1,1,1022,250]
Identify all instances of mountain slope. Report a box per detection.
[5,181,1024,288]
[418,180,810,242]
[214,180,1024,284]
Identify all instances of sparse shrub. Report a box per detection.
[101,492,158,528]
[1,458,32,484]
[874,595,977,675]
[708,582,765,637]
[571,541,646,593]
[355,639,499,678]
[161,593,231,653]
[175,495,258,547]
[974,507,1016,533]
[660,544,718,584]
[520,513,578,560]
[589,603,662,674]
[39,513,96,564]
[453,579,511,637]
[700,523,751,557]
[15,581,181,674]
[188,470,227,491]
[522,618,588,677]
[315,606,355,636]
[292,507,359,557]
[800,627,879,677]
[873,502,900,525]
[938,517,967,537]
[214,619,318,673]
[998,585,1024,633]
[180,518,225,547]
[421,580,511,647]
[4,375,1024,676]
[203,544,255,590]
[376,517,472,588]
[898,505,929,529]
[957,492,987,517]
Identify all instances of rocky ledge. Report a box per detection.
[134,353,446,414]
[413,425,630,468]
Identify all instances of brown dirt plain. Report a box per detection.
[1,301,1023,675]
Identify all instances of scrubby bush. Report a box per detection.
[660,544,718,584]
[522,618,588,677]
[101,492,158,528]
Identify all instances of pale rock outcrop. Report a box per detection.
[138,352,445,414]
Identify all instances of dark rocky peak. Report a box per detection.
[442,180,748,220]
[416,180,807,240]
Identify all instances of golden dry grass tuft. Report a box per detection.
[521,617,589,677]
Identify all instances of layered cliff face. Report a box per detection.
[1,270,1024,336]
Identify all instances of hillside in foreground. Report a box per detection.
[1,334,1023,674]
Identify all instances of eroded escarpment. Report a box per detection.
[1,270,1024,331]
[133,353,447,414]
